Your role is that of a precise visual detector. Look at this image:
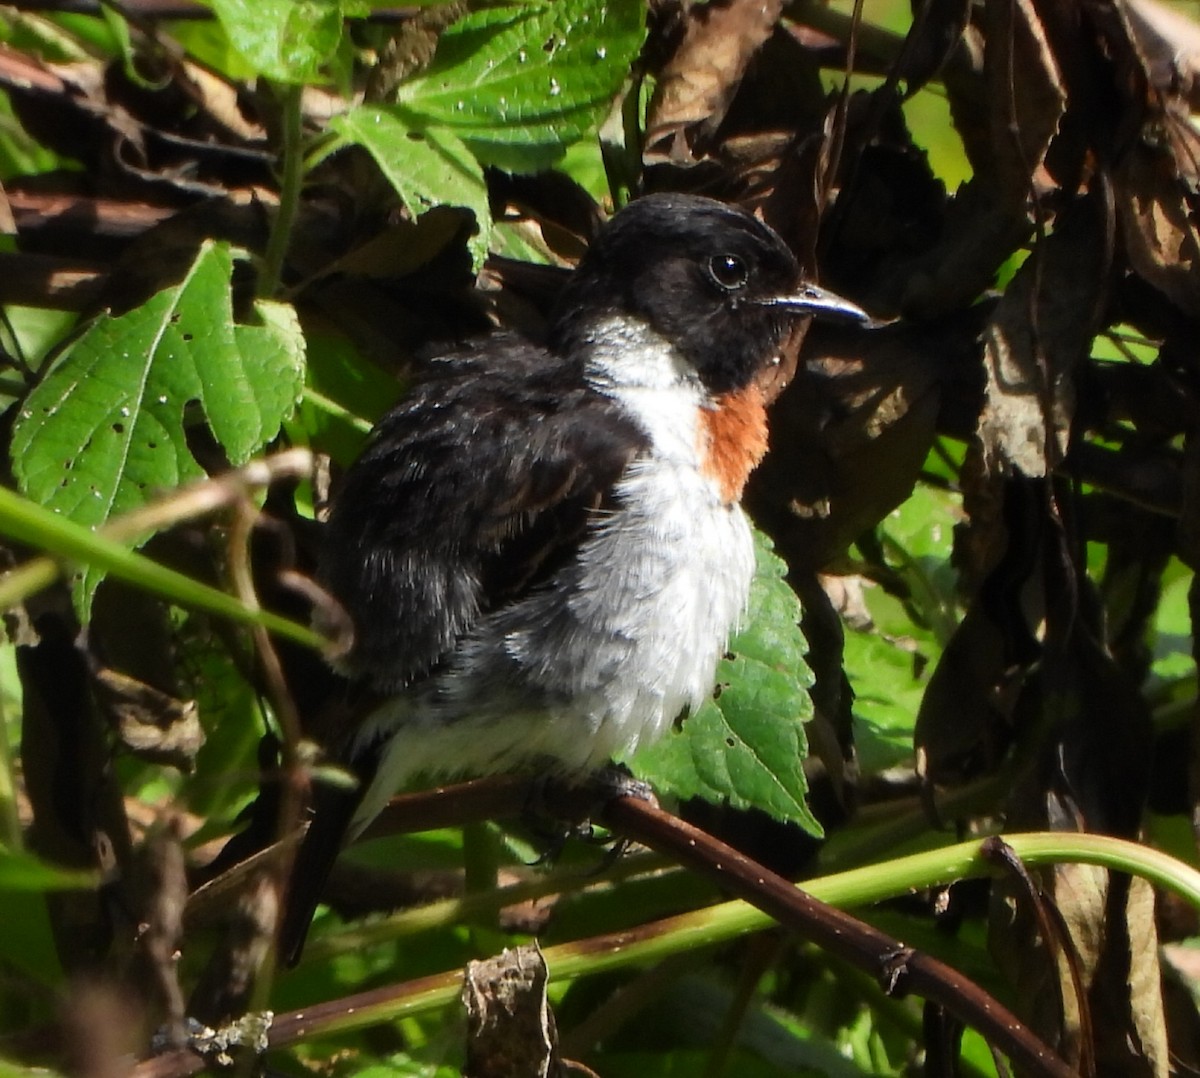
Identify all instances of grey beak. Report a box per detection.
[763,283,870,324]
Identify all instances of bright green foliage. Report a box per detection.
[633,530,820,835]
[207,0,349,84]
[393,0,646,171]
[331,110,492,272]
[844,478,961,774]
[11,241,305,612]
[333,0,645,269]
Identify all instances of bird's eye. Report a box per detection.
[707,253,749,291]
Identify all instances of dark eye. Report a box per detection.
[707,253,749,291]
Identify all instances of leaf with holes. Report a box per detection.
[11,241,305,615]
[630,530,820,835]
[330,110,491,272]
[392,0,647,172]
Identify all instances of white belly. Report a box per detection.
[351,320,758,828]
[354,468,754,822]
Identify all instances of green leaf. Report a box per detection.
[11,241,305,613]
[207,0,344,84]
[394,0,647,172]
[630,530,821,835]
[1152,557,1195,685]
[331,109,491,272]
[843,628,927,774]
[0,846,96,891]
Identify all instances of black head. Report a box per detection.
[549,193,866,395]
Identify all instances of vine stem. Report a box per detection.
[0,484,326,650]
[139,776,1200,1076]
[259,81,304,300]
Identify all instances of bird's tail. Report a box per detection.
[279,772,363,967]
[279,697,416,966]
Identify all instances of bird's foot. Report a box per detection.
[523,764,657,863]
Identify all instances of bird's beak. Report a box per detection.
[763,283,870,324]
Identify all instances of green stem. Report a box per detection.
[536,830,1200,989]
[259,82,305,299]
[302,386,373,434]
[0,674,20,850]
[271,830,1200,1042]
[0,485,326,651]
[303,831,1200,965]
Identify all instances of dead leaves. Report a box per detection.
[645,0,786,162]
[978,191,1110,477]
[463,944,564,1078]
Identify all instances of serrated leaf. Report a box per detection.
[12,241,305,614]
[394,0,647,172]
[331,109,491,272]
[208,0,344,84]
[630,531,821,835]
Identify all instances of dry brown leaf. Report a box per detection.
[1123,0,1200,110]
[893,0,972,96]
[896,0,1065,319]
[978,194,1109,477]
[1123,876,1170,1077]
[914,601,1027,787]
[748,314,964,573]
[92,666,204,772]
[981,0,1066,197]
[463,943,561,1078]
[1053,860,1108,1066]
[1115,142,1200,318]
[1047,868,1167,1077]
[645,0,785,161]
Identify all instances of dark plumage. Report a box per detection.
[281,193,867,964]
[320,339,647,690]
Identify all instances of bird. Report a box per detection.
[280,192,867,962]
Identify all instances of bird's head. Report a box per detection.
[550,193,867,397]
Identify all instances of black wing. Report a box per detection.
[319,334,648,691]
[281,336,645,965]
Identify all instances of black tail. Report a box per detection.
[279,775,361,966]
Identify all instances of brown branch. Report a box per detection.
[137,779,1074,1077]
[359,779,1081,1076]
[361,774,531,840]
[600,794,1075,1078]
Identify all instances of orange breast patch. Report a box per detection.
[698,383,769,505]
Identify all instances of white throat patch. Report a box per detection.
[581,316,710,466]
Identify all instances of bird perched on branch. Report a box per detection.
[281,192,867,962]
